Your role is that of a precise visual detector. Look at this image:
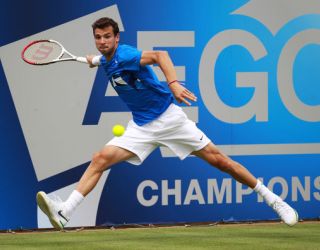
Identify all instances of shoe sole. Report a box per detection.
[287,209,299,227]
[36,191,64,230]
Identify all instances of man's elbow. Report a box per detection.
[141,50,169,65]
[155,50,169,63]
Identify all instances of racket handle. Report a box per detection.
[76,57,88,63]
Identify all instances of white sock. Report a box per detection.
[63,190,84,218]
[254,180,279,206]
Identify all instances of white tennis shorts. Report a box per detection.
[107,103,211,165]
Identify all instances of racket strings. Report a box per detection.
[22,41,62,64]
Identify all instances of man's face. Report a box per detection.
[94,26,119,56]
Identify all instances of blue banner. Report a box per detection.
[0,0,319,229]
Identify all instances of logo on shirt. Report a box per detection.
[110,75,128,87]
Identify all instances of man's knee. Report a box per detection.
[214,154,235,172]
[91,150,112,171]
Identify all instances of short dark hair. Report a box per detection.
[92,17,119,35]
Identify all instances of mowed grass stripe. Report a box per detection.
[0,222,319,250]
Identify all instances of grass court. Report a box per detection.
[1,222,319,250]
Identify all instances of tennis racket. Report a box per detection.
[21,39,88,65]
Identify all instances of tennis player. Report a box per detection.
[36,17,298,229]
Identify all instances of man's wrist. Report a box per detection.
[168,80,185,86]
[168,80,178,85]
[92,55,102,66]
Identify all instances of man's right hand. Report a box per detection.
[86,55,101,68]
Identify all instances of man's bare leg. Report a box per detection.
[76,145,135,196]
[36,145,135,229]
[192,142,257,188]
[193,142,298,226]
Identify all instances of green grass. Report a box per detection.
[0,222,319,250]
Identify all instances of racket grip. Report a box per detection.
[76,57,88,63]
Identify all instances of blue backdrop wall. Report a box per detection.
[0,0,319,230]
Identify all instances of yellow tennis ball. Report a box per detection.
[112,124,125,137]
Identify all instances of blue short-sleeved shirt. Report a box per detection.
[100,44,173,126]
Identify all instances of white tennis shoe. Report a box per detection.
[271,199,298,226]
[36,191,69,230]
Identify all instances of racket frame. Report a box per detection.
[21,39,87,65]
